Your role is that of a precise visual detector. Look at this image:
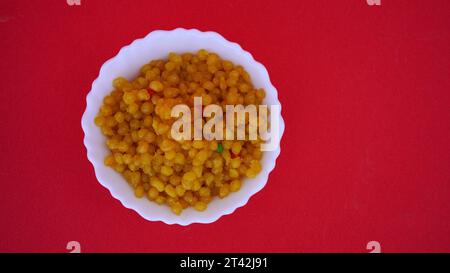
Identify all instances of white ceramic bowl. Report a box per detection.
[81,28,285,225]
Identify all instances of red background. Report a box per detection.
[0,0,449,253]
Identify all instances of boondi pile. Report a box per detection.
[94,50,265,215]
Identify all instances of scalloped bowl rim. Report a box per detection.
[81,28,285,225]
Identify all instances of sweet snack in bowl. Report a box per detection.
[82,28,284,225]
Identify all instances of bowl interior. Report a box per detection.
[83,29,283,225]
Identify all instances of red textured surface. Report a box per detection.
[0,0,449,253]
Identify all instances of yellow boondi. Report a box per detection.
[95,50,265,215]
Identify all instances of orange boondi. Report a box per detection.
[95,50,266,215]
